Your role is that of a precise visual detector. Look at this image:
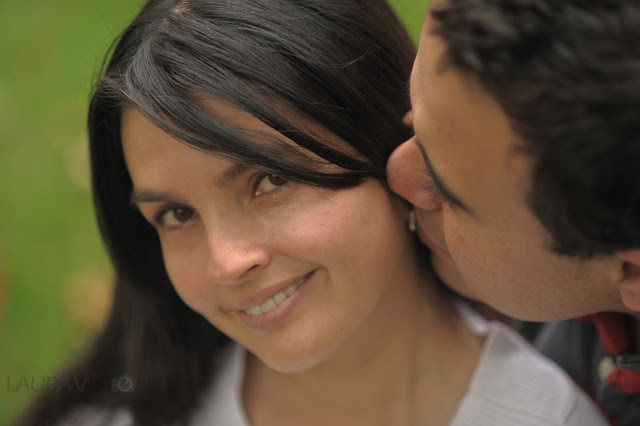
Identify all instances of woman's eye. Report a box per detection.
[254,174,288,196]
[156,207,194,228]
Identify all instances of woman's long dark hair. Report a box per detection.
[14,1,414,424]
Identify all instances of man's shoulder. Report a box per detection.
[535,314,640,426]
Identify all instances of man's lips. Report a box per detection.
[415,223,448,256]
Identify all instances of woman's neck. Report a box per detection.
[243,257,485,426]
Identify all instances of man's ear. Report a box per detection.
[616,249,640,312]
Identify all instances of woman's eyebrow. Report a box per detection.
[130,190,175,205]
[215,163,251,187]
[129,164,253,206]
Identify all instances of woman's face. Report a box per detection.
[121,107,415,373]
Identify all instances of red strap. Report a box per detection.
[582,313,630,354]
[606,367,640,394]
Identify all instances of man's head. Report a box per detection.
[387,0,640,320]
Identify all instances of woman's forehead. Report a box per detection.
[120,103,353,177]
[121,96,361,164]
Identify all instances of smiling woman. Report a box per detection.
[11,1,607,425]
[119,105,413,374]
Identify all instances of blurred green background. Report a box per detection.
[0,0,429,423]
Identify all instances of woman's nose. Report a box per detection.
[205,225,271,286]
[387,138,443,211]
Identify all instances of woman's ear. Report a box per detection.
[616,249,640,312]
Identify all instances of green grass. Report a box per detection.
[0,0,429,423]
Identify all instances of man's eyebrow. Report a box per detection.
[413,138,474,214]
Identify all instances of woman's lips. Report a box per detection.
[242,275,307,316]
[233,271,313,312]
[236,270,315,331]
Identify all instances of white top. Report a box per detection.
[449,303,607,425]
[191,302,608,426]
[61,303,609,426]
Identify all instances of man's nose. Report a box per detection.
[387,138,443,211]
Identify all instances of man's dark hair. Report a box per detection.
[431,0,640,258]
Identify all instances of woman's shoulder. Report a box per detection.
[51,344,241,426]
[189,343,249,425]
[452,302,609,425]
[56,407,133,426]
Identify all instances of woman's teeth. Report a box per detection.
[243,278,304,316]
